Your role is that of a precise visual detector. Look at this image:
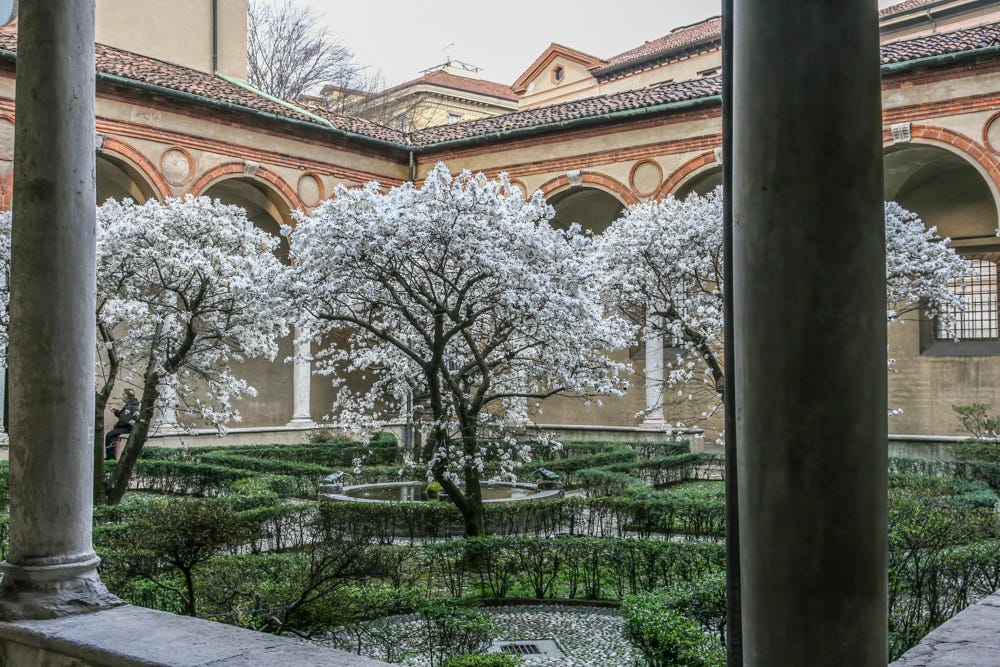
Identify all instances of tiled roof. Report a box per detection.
[596,17,723,74]
[0,19,998,150]
[385,69,519,102]
[0,27,406,145]
[880,21,1000,63]
[409,76,722,146]
[879,0,939,19]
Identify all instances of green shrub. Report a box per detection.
[622,593,725,667]
[416,600,497,667]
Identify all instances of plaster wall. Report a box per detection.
[883,67,1000,109]
[597,51,723,97]
[888,321,1000,436]
[417,114,722,180]
[518,59,598,108]
[96,0,248,80]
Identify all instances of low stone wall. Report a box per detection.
[888,434,964,461]
[0,605,390,666]
[892,590,1000,666]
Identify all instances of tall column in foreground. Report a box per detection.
[732,1,887,664]
[0,0,120,618]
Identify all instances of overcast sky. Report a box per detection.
[306,0,904,87]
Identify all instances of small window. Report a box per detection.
[394,113,409,131]
[552,65,565,83]
[447,112,462,124]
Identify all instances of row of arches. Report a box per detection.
[545,137,1000,245]
[48,125,1000,433]
[84,126,1000,258]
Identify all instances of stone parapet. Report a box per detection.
[892,590,1000,666]
[0,605,390,666]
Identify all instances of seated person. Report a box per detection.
[104,388,139,460]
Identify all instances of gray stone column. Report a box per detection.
[642,320,666,427]
[0,0,120,618]
[732,1,887,664]
[286,327,314,426]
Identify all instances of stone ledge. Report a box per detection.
[892,590,1000,666]
[0,604,390,666]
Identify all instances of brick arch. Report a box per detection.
[885,124,1000,217]
[654,150,720,200]
[1,170,11,210]
[537,171,639,206]
[189,162,301,214]
[100,137,171,201]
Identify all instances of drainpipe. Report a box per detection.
[408,151,415,182]
[925,9,938,34]
[212,0,219,74]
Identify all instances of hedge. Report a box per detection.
[423,537,726,601]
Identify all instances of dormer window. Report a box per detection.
[552,65,565,84]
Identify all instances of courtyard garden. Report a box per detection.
[0,431,996,664]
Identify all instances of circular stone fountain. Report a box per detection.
[320,480,563,503]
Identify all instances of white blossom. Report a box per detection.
[96,196,289,431]
[595,187,969,429]
[285,163,632,531]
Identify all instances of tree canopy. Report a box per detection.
[96,196,288,503]
[286,163,633,535]
[595,187,970,435]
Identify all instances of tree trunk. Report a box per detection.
[181,565,196,617]
[436,471,485,538]
[93,391,108,505]
[105,372,160,505]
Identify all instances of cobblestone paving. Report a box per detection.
[320,605,639,666]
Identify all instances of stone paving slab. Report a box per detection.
[892,591,1000,666]
[0,605,390,666]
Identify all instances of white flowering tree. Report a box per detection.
[287,163,632,536]
[97,197,288,504]
[596,188,969,433]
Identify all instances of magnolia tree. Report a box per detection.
[96,197,288,504]
[595,188,969,434]
[286,163,632,536]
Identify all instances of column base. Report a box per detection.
[640,417,668,430]
[285,417,316,428]
[149,422,187,437]
[0,555,123,620]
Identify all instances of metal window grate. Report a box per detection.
[500,643,543,655]
[936,258,999,341]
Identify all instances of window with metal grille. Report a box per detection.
[936,258,999,341]
[500,643,542,655]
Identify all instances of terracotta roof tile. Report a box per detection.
[409,76,722,146]
[880,21,1000,63]
[0,20,998,149]
[0,28,407,144]
[594,17,722,75]
[385,69,519,102]
[879,0,939,19]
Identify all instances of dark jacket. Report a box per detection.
[112,397,139,430]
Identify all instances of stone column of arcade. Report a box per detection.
[732,1,887,664]
[0,0,121,617]
[287,327,314,426]
[642,315,666,427]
